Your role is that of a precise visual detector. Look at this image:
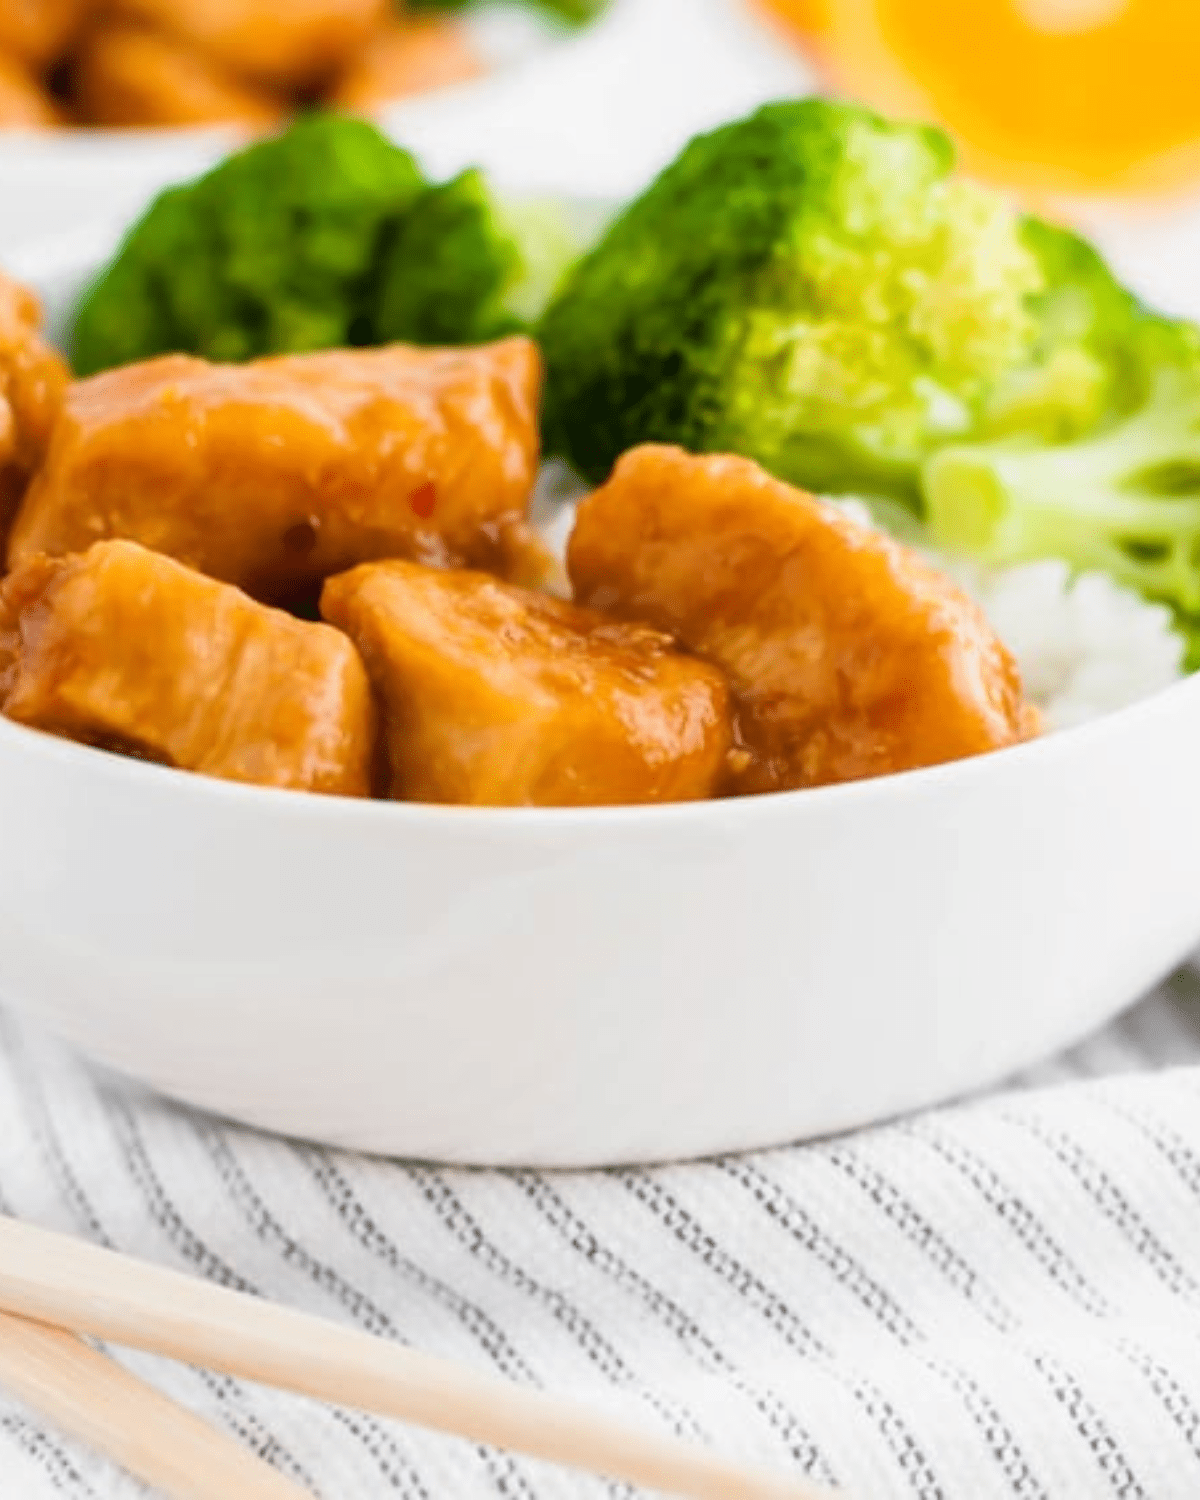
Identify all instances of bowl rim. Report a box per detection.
[3,655,1196,831]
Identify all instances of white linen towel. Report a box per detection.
[2,968,1200,1499]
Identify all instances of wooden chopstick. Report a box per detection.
[0,1310,314,1500]
[0,1215,841,1500]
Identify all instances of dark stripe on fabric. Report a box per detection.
[923,1359,1049,1500]
[823,1145,1015,1332]
[512,1173,833,1482]
[617,1171,946,1500]
[614,1173,828,1357]
[1122,1344,1200,1458]
[302,1149,538,1383]
[720,1161,922,1342]
[1000,1107,1200,1305]
[0,1014,110,1245]
[1082,1097,1200,1466]
[1030,1352,1148,1499]
[195,1129,450,1500]
[102,1106,319,1489]
[822,1145,1141,1499]
[902,1122,1160,1491]
[402,1166,689,1441]
[107,1097,254,1291]
[0,1415,101,1498]
[1119,1341,1200,1469]
[904,1122,1110,1315]
[323,1408,432,1500]
[197,1128,402,1337]
[722,1160,1048,1500]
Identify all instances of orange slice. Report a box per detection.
[759,0,1200,196]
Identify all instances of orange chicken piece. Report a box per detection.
[108,0,386,90]
[568,445,1037,794]
[0,0,88,67]
[0,539,376,795]
[329,16,481,113]
[0,52,65,125]
[321,559,732,807]
[0,270,70,544]
[73,23,285,129]
[9,340,543,603]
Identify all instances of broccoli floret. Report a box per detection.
[71,113,425,376]
[373,169,580,344]
[978,216,1157,444]
[540,98,1067,498]
[925,337,1200,645]
[541,100,1174,501]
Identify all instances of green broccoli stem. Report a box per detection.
[924,376,1200,617]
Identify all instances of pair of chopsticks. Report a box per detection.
[0,1215,841,1500]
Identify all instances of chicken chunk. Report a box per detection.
[321,559,732,806]
[0,51,65,125]
[0,269,70,544]
[329,17,481,113]
[73,23,284,129]
[0,539,376,795]
[0,0,87,67]
[568,445,1037,794]
[9,339,544,603]
[108,0,386,90]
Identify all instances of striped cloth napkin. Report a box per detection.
[2,969,1200,1499]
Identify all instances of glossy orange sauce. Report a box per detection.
[1,540,376,795]
[10,340,544,603]
[322,558,733,807]
[569,445,1036,795]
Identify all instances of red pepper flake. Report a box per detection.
[409,482,437,519]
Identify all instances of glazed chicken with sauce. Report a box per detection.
[569,445,1038,793]
[0,270,70,542]
[0,251,1037,805]
[9,339,545,603]
[0,0,87,67]
[72,22,285,129]
[0,540,376,795]
[0,0,482,127]
[0,50,63,124]
[321,560,733,806]
[106,0,387,90]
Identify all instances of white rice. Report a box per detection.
[532,463,1185,733]
[947,558,1182,730]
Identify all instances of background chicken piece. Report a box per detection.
[0,270,70,545]
[0,539,376,795]
[329,16,480,113]
[72,22,285,128]
[9,339,544,603]
[0,51,65,125]
[106,0,386,91]
[568,445,1037,794]
[321,558,732,806]
[0,0,88,67]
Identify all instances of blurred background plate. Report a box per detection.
[0,0,813,257]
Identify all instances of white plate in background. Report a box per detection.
[0,0,813,260]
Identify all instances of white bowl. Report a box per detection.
[5,186,1200,1170]
[2,678,1199,1167]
